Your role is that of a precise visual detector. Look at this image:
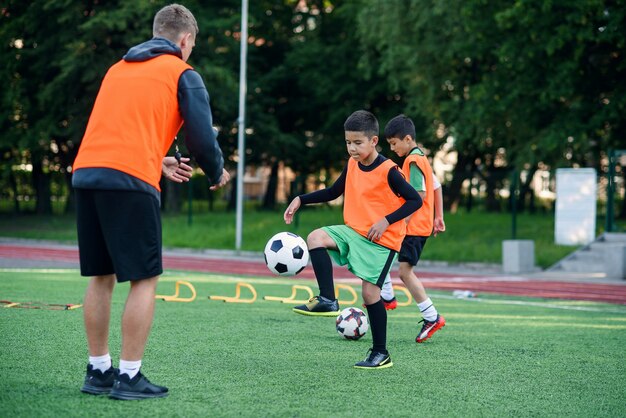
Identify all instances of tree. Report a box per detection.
[356,0,626,213]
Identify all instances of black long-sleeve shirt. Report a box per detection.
[299,155,422,224]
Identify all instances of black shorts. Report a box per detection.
[397,235,428,266]
[75,189,162,282]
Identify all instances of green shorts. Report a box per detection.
[322,225,397,287]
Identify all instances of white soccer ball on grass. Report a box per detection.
[336,307,369,340]
[263,232,309,276]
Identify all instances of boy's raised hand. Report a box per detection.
[284,196,301,224]
[433,217,446,236]
[367,217,390,242]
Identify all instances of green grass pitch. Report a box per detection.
[1,269,625,417]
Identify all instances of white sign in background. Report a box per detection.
[555,168,597,245]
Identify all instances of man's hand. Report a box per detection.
[210,168,230,190]
[162,156,192,183]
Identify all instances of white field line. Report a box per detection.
[434,294,626,314]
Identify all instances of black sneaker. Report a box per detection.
[354,349,393,369]
[80,364,117,395]
[109,371,169,400]
[293,295,340,317]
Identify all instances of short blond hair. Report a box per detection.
[153,4,199,42]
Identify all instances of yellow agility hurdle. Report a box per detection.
[335,284,358,305]
[393,285,413,307]
[1,300,82,310]
[264,285,314,304]
[156,280,197,302]
[209,282,257,304]
[265,283,359,305]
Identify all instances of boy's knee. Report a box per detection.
[307,229,327,248]
[362,282,381,305]
[398,263,413,279]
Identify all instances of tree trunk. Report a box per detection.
[63,171,75,214]
[484,171,500,212]
[446,153,473,213]
[618,169,626,220]
[207,190,214,211]
[227,175,237,211]
[32,159,52,215]
[261,160,279,210]
[517,166,537,213]
[162,178,183,214]
[9,171,20,213]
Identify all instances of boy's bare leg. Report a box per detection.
[362,280,382,305]
[84,274,116,356]
[398,262,445,342]
[306,229,338,250]
[120,276,159,361]
[397,262,428,303]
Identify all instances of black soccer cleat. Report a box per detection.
[293,295,340,317]
[109,371,169,400]
[80,364,117,395]
[354,349,393,369]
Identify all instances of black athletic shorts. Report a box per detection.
[397,235,428,266]
[75,189,162,282]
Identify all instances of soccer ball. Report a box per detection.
[263,232,309,276]
[336,307,369,340]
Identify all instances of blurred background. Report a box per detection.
[1,0,624,266]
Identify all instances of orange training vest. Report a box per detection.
[344,158,406,251]
[403,152,434,236]
[73,54,192,191]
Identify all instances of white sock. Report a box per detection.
[89,353,112,373]
[119,359,142,379]
[417,298,438,322]
[380,273,395,301]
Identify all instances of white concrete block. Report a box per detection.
[503,240,535,273]
[604,244,626,280]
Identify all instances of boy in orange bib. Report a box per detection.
[284,110,422,369]
[385,115,446,343]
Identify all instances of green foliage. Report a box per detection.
[357,0,626,168]
[1,1,624,214]
[1,270,625,416]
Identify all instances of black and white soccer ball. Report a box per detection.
[263,232,309,276]
[336,307,369,340]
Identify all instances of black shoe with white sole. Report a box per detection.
[109,371,168,400]
[80,364,117,395]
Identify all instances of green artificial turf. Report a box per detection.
[1,269,625,417]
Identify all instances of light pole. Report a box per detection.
[235,0,248,252]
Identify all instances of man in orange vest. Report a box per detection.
[385,114,446,343]
[74,4,229,400]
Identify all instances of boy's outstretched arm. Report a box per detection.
[283,165,347,224]
[433,184,446,236]
[284,196,301,224]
